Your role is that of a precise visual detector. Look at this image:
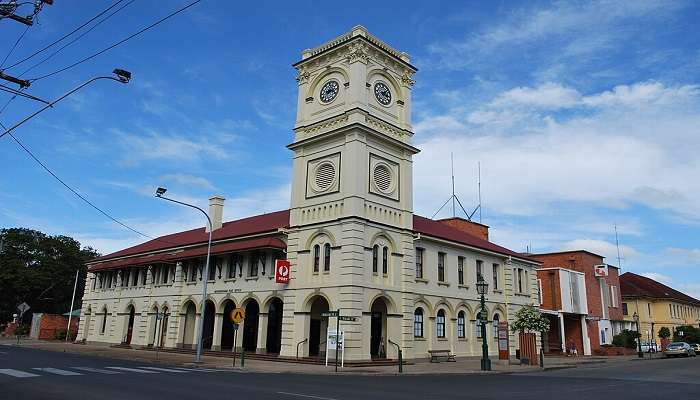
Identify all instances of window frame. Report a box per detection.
[436,309,446,338]
[415,247,424,279]
[372,245,379,274]
[323,243,331,272]
[313,244,320,273]
[413,308,424,338]
[382,246,388,275]
[458,256,464,285]
[457,311,465,338]
[437,252,446,282]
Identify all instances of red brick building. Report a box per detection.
[530,250,624,355]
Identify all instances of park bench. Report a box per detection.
[428,349,456,363]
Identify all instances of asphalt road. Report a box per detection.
[2,345,699,400]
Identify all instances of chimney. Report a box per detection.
[207,196,225,232]
[437,217,489,241]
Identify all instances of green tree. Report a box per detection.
[658,326,671,339]
[0,228,100,323]
[612,329,641,348]
[673,325,700,343]
[510,305,550,333]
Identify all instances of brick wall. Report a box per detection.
[436,218,489,241]
[38,315,79,340]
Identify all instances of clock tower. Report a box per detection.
[282,26,419,360]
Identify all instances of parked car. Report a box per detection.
[664,342,697,358]
[692,343,700,353]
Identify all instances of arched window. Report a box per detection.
[101,308,108,334]
[493,313,500,339]
[313,244,320,273]
[436,309,446,338]
[372,245,379,274]
[413,308,423,337]
[476,312,483,338]
[457,311,465,338]
[323,243,331,272]
[382,246,388,275]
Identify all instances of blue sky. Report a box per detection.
[1,1,699,296]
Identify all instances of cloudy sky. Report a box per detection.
[1,1,698,296]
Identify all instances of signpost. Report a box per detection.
[321,309,352,372]
[275,259,291,284]
[497,321,509,360]
[230,308,245,367]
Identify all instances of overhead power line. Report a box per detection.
[18,0,136,77]
[0,119,175,245]
[0,24,30,68]
[3,0,127,70]
[28,0,203,82]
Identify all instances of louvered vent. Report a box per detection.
[374,165,392,192]
[315,163,335,191]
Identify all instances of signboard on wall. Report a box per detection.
[498,321,509,360]
[275,259,291,284]
[594,265,609,277]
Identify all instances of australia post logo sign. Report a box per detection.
[275,259,291,284]
[594,265,609,277]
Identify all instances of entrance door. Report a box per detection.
[370,312,382,357]
[266,298,283,354]
[309,319,321,356]
[242,301,259,352]
[159,310,169,347]
[126,307,135,344]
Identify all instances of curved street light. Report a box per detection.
[476,275,491,371]
[155,187,212,363]
[0,69,131,140]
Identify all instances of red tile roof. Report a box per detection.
[413,215,538,263]
[91,210,290,262]
[89,209,536,270]
[620,272,700,305]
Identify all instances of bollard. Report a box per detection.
[398,349,403,374]
[540,348,544,369]
[241,350,245,368]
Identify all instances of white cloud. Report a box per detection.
[491,82,581,109]
[581,82,699,108]
[664,247,700,266]
[160,173,216,190]
[116,130,231,166]
[639,272,673,285]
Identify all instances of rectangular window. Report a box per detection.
[228,254,237,278]
[492,264,499,290]
[207,258,217,281]
[372,245,378,274]
[517,268,523,293]
[132,269,139,286]
[457,313,465,338]
[457,256,464,285]
[249,252,259,277]
[324,244,331,272]
[382,246,388,275]
[314,245,320,273]
[437,252,446,282]
[647,303,652,317]
[415,248,423,279]
[436,311,446,338]
[476,260,483,281]
[414,310,423,338]
[140,269,146,286]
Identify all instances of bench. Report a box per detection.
[428,349,456,363]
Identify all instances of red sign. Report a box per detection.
[275,259,291,284]
[594,265,609,277]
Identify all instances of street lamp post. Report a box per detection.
[633,312,643,358]
[0,69,131,140]
[476,275,491,371]
[155,187,212,363]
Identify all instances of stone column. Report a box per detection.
[212,313,223,351]
[581,315,591,356]
[192,314,201,350]
[559,313,566,353]
[257,312,268,353]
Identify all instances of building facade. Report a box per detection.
[532,251,623,355]
[77,26,540,362]
[620,272,700,344]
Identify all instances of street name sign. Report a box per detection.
[321,311,339,318]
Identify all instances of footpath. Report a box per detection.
[1,338,648,376]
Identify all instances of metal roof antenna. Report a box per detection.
[430,157,481,221]
[614,224,623,269]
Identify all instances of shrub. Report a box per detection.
[658,327,671,339]
[510,305,550,333]
[612,329,640,349]
[14,324,29,336]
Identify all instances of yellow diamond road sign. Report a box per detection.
[231,308,245,324]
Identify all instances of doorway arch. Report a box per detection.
[266,298,283,354]
[125,305,136,344]
[220,300,236,350]
[182,301,196,348]
[202,300,216,350]
[242,300,260,352]
[370,297,388,358]
[308,296,329,357]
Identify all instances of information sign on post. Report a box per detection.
[325,329,344,368]
[498,321,510,360]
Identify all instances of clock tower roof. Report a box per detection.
[294,25,417,72]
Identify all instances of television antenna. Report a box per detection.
[431,154,481,221]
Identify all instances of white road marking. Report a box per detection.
[277,392,339,400]
[32,368,83,376]
[72,367,122,374]
[173,367,221,372]
[106,367,159,374]
[138,366,189,373]
[0,369,40,378]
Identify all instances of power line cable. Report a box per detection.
[3,0,127,71]
[0,83,48,103]
[18,0,136,77]
[29,0,202,82]
[0,24,30,68]
[0,119,177,245]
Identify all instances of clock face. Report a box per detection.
[374,82,392,105]
[319,80,339,103]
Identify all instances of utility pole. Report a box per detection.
[0,0,53,26]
